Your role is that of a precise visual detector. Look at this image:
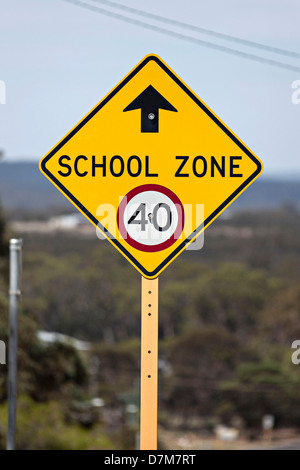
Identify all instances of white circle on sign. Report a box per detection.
[124,191,178,245]
[117,185,184,252]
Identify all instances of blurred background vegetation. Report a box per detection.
[1,180,300,448]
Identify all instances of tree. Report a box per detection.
[192,263,277,340]
[218,350,300,428]
[161,326,241,423]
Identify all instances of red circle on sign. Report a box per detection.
[117,184,185,252]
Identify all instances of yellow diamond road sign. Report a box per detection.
[40,54,263,279]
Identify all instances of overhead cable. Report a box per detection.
[90,0,300,59]
[61,0,300,73]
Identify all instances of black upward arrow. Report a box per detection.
[123,85,177,133]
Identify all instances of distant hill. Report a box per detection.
[0,161,73,216]
[0,161,299,216]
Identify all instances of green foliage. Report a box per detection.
[191,263,277,337]
[2,208,300,443]
[0,397,114,450]
[159,280,194,337]
[91,340,139,404]
[167,326,240,378]
[0,317,88,403]
[21,247,140,342]
[217,345,300,427]
[161,326,241,418]
[259,284,300,344]
[26,341,87,401]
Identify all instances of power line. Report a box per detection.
[90,0,300,60]
[62,0,300,73]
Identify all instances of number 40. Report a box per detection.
[128,203,172,232]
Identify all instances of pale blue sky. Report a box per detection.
[0,0,299,175]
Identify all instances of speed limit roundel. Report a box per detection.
[117,184,185,252]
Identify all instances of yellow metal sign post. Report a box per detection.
[40,54,263,450]
[140,276,159,450]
